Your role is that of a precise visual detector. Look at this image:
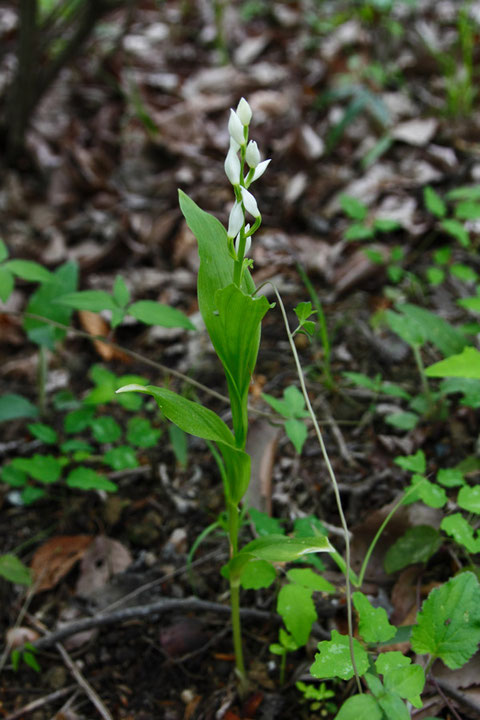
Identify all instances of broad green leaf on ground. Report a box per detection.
[334,694,382,720]
[375,651,411,676]
[386,310,425,347]
[24,261,78,349]
[457,485,480,514]
[426,346,480,379]
[128,300,195,330]
[249,507,284,536]
[383,664,425,707]
[1,464,27,487]
[311,630,369,680]
[353,592,396,642]
[90,416,122,444]
[0,394,38,422]
[396,304,467,357]
[64,406,95,434]
[27,423,58,444]
[394,450,426,474]
[284,418,308,454]
[440,378,480,409]
[441,514,480,553]
[384,526,442,573]
[436,467,465,487]
[103,446,138,471]
[277,583,316,646]
[11,455,61,484]
[0,555,32,585]
[66,467,117,492]
[405,475,447,509]
[126,417,161,448]
[239,559,276,590]
[287,568,335,593]
[377,690,410,720]
[411,572,480,668]
[385,412,418,430]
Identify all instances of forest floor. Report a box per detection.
[1,1,480,718]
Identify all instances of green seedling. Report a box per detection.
[423,184,480,252]
[11,643,41,673]
[296,680,337,716]
[340,194,400,243]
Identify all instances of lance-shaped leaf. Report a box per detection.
[116,384,250,502]
[179,191,270,447]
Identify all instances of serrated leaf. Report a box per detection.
[426,347,480,379]
[334,694,382,720]
[394,450,426,474]
[353,591,396,642]
[375,651,411,676]
[278,583,316,646]
[0,554,32,585]
[128,300,195,330]
[4,260,55,283]
[294,301,314,324]
[441,514,480,553]
[457,485,480,514]
[383,664,425,707]
[66,467,117,492]
[411,572,480,668]
[424,186,446,218]
[249,507,284,537]
[240,559,276,590]
[384,526,442,573]
[311,630,369,680]
[287,568,335,593]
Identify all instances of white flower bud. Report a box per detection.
[250,158,271,183]
[236,98,252,126]
[228,109,245,146]
[227,202,244,239]
[224,147,241,185]
[245,140,261,169]
[241,186,260,218]
[235,226,251,256]
[229,137,240,153]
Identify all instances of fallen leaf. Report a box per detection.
[75,535,132,598]
[391,118,438,146]
[30,535,93,592]
[78,310,129,362]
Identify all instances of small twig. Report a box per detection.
[3,685,76,720]
[17,597,276,653]
[55,642,113,720]
[314,394,356,467]
[431,675,480,719]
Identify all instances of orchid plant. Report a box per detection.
[117,99,333,690]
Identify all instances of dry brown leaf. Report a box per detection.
[30,535,93,592]
[245,420,281,515]
[75,535,132,598]
[78,310,129,363]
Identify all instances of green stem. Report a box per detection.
[296,263,333,390]
[230,577,247,690]
[271,285,362,695]
[38,345,48,415]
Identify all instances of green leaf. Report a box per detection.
[66,467,117,492]
[179,191,270,448]
[451,263,478,283]
[377,690,410,720]
[344,223,374,241]
[0,239,8,262]
[426,347,480,379]
[454,201,480,220]
[118,384,250,503]
[287,568,335,593]
[343,371,381,392]
[457,485,480,514]
[240,559,276,589]
[294,515,328,537]
[426,266,445,286]
[168,424,188,467]
[410,475,447,509]
[1,464,27,487]
[4,260,55,284]
[128,300,195,330]
[374,218,401,232]
[311,630,369,680]
[241,534,333,563]
[394,450,426,474]
[11,455,61,484]
[397,304,467,357]
[424,186,446,218]
[113,275,130,307]
[385,412,418,430]
[278,584,316,646]
[24,261,78,349]
[60,440,93,455]
[64,406,95,434]
[436,467,465,487]
[441,514,480,554]
[55,290,118,312]
[0,394,38,422]
[249,508,284,536]
[21,487,46,504]
[334,695,382,720]
[0,554,32,585]
[294,301,314,326]
[385,526,442,573]
[375,651,411,676]
[285,418,308,454]
[340,194,368,221]
[459,297,480,314]
[103,446,138,471]
[383,664,425,707]
[27,423,58,445]
[386,310,425,347]
[440,378,480,409]
[447,184,480,201]
[0,267,14,302]
[411,572,480,668]
[353,591,396,642]
[90,416,122,444]
[262,386,308,419]
[126,417,162,448]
